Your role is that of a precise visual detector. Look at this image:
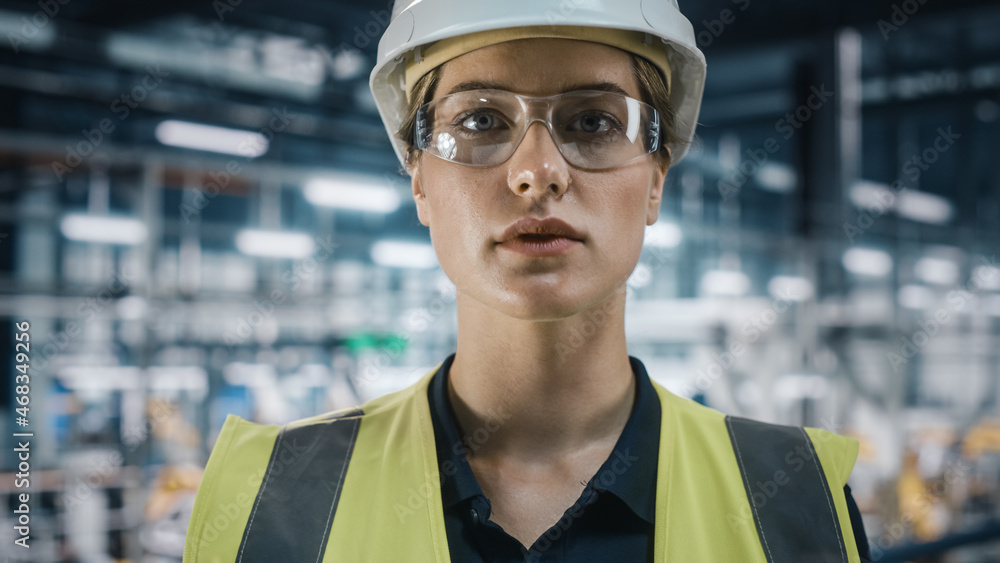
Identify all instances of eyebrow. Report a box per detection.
[445,80,631,97]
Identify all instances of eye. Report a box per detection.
[567,112,619,134]
[458,111,506,132]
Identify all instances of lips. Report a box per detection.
[498,217,585,244]
[498,232,583,257]
[516,233,561,241]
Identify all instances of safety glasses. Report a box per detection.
[414,89,662,170]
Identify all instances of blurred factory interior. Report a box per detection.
[0,0,999,560]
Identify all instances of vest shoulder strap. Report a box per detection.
[237,406,363,563]
[184,407,364,563]
[724,415,854,563]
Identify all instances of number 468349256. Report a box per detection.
[14,321,30,421]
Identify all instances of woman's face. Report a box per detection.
[411,38,668,320]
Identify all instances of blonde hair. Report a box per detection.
[394,52,682,173]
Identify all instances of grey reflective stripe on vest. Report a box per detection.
[724,416,847,563]
[235,407,363,563]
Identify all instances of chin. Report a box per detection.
[493,285,605,321]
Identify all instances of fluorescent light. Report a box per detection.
[700,269,750,297]
[768,275,813,301]
[304,175,401,213]
[915,256,959,285]
[236,229,315,258]
[261,36,326,86]
[898,284,935,309]
[849,180,896,211]
[59,366,142,391]
[848,182,952,225]
[155,120,268,157]
[326,47,366,80]
[371,240,437,269]
[60,213,147,245]
[107,33,324,102]
[644,220,682,248]
[0,10,56,52]
[972,264,1000,290]
[842,247,893,277]
[756,163,797,193]
[897,190,952,224]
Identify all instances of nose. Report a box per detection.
[506,120,571,198]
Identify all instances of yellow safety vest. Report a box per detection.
[184,361,862,562]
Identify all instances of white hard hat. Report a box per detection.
[369,0,707,170]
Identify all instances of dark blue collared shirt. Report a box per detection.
[426,352,871,562]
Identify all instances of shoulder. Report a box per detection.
[648,378,859,484]
[220,361,443,435]
[184,367,440,560]
[201,362,444,464]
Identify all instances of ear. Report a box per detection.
[646,156,669,226]
[411,157,431,228]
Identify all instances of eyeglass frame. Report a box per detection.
[412,88,666,170]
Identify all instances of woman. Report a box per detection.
[184,1,872,561]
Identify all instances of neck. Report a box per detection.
[447,287,636,463]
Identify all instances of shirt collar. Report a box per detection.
[426,352,661,524]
